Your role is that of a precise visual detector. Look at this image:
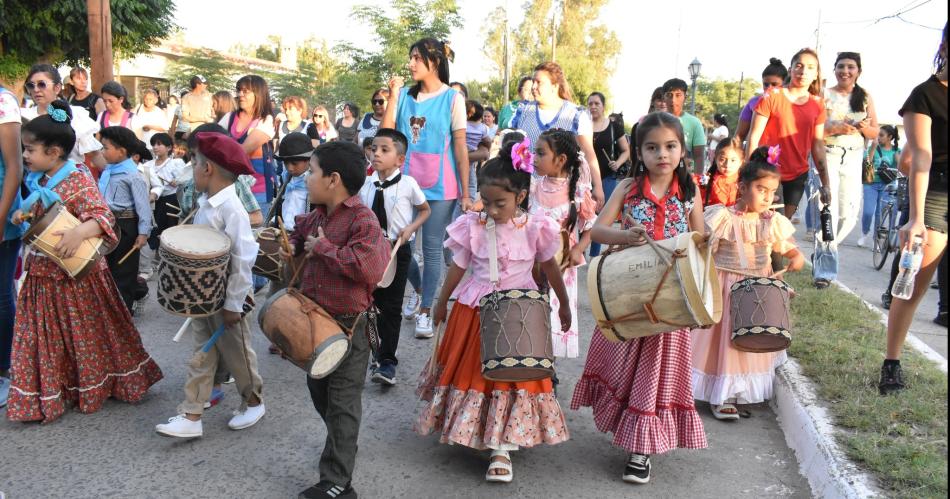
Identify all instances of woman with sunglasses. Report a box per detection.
[21,64,106,170]
[306,105,338,147]
[358,89,390,144]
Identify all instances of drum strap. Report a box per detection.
[486,217,500,286]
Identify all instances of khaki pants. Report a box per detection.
[178,313,263,415]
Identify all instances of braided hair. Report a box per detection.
[538,129,582,232]
[479,141,531,212]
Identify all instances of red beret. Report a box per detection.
[195,132,255,176]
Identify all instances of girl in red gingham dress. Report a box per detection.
[571,112,707,484]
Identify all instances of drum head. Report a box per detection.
[161,224,231,258]
[308,335,350,379]
[680,232,721,324]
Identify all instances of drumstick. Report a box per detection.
[172,318,193,342]
[264,180,291,227]
[117,245,140,265]
[179,208,198,225]
[769,268,788,279]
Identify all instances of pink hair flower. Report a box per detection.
[767,145,781,167]
[511,137,535,174]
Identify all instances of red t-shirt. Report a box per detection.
[706,173,739,206]
[754,88,826,181]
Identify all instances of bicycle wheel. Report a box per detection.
[872,205,892,270]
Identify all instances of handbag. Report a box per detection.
[862,144,877,185]
[609,122,631,178]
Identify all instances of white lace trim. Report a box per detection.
[11,356,156,401]
[691,352,787,405]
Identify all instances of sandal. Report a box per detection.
[711,403,740,421]
[814,278,831,289]
[485,450,513,483]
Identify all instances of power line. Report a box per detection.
[820,0,934,27]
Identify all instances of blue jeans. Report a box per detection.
[0,239,21,372]
[589,175,619,257]
[861,182,888,235]
[408,199,456,310]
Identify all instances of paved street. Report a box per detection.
[1,267,809,498]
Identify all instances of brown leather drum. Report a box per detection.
[478,289,554,382]
[253,227,283,281]
[258,288,350,378]
[730,277,792,353]
[23,202,105,279]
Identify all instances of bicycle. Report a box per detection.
[871,172,907,270]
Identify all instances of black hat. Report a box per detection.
[275,132,314,160]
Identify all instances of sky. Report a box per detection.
[174,0,947,124]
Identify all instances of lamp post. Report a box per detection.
[688,57,702,116]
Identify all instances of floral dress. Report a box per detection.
[415,212,569,449]
[571,176,707,455]
[529,172,596,358]
[7,169,162,423]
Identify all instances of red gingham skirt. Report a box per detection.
[571,327,707,455]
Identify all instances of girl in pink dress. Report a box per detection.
[692,146,805,419]
[529,130,597,358]
[415,141,572,483]
[571,112,707,485]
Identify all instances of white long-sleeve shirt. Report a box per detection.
[194,184,258,312]
[147,157,187,198]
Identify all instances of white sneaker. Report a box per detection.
[156,414,203,438]
[415,313,434,338]
[857,234,869,247]
[228,403,265,430]
[402,289,421,319]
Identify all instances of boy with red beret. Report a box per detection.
[156,132,265,438]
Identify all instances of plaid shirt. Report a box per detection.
[289,195,390,316]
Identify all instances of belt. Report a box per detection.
[112,209,137,219]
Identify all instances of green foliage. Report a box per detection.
[163,48,245,94]
[0,0,177,80]
[482,0,620,105]
[692,77,761,132]
[269,38,352,113]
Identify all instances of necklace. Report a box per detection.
[539,175,568,193]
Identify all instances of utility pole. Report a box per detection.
[815,9,822,52]
[87,0,114,90]
[503,2,510,102]
[737,71,744,114]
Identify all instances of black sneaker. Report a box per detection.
[622,453,651,484]
[878,363,906,395]
[298,480,356,499]
[934,311,948,328]
[881,292,892,310]
[371,362,396,386]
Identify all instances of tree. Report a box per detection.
[693,77,762,132]
[482,0,620,104]
[0,0,177,82]
[269,37,348,112]
[163,48,246,95]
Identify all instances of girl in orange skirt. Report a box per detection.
[415,139,572,483]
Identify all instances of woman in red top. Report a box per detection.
[746,48,831,219]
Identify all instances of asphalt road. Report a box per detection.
[0,267,810,498]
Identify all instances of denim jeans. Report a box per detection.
[861,182,888,235]
[589,175,619,257]
[0,238,21,372]
[813,145,864,282]
[410,199,457,310]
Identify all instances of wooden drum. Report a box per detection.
[258,288,350,379]
[157,225,231,317]
[253,227,283,281]
[588,231,722,342]
[730,277,792,353]
[479,289,554,382]
[23,202,105,279]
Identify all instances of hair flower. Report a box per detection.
[767,145,781,167]
[511,137,534,174]
[47,104,68,123]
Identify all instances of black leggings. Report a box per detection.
[780,171,809,209]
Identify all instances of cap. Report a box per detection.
[274,132,314,160]
[195,132,255,176]
[194,74,207,83]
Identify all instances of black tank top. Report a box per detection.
[69,92,101,120]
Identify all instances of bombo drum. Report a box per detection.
[253,227,283,281]
[157,225,231,317]
[730,277,792,353]
[258,288,350,379]
[23,202,105,279]
[479,289,554,382]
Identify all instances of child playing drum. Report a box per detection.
[357,128,430,386]
[8,101,162,423]
[97,126,153,312]
[571,112,707,485]
[691,146,805,420]
[155,132,265,438]
[281,141,390,499]
[529,130,597,359]
[415,141,572,483]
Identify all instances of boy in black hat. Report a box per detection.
[274,132,313,231]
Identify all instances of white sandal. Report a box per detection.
[711,403,740,421]
[485,449,513,483]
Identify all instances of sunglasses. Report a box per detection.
[26,80,54,91]
[372,99,385,105]
[313,114,326,119]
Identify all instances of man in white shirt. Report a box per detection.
[358,129,430,385]
[180,75,215,133]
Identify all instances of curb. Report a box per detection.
[772,359,881,498]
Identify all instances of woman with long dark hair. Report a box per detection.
[218,75,276,217]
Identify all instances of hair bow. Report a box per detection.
[767,145,781,167]
[511,137,534,174]
[47,104,68,123]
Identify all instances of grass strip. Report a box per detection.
[786,271,948,498]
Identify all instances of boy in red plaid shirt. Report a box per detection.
[282,141,390,499]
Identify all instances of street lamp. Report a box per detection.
[688,57,702,116]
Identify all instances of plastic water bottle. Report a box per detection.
[891,236,925,300]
